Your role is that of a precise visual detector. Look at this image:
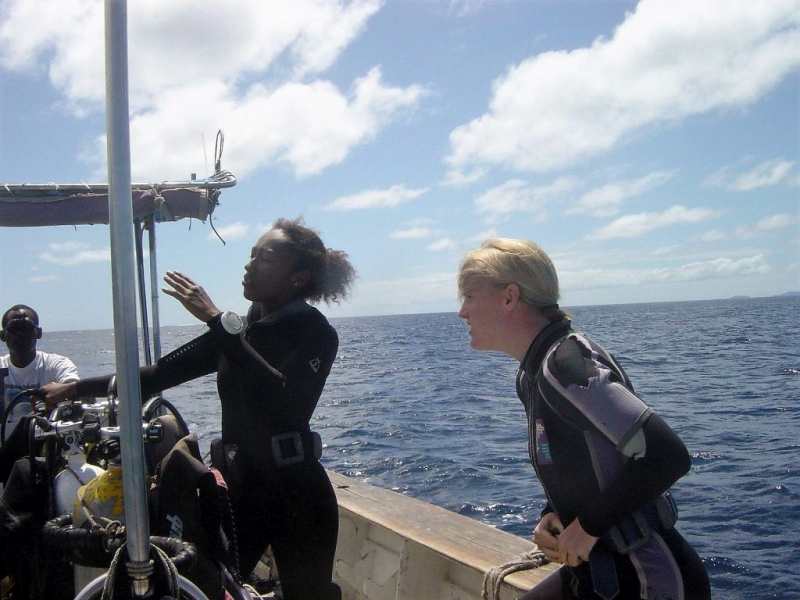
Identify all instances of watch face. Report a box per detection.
[222,311,243,334]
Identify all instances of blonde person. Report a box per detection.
[457,239,709,600]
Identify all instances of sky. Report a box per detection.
[0,0,798,332]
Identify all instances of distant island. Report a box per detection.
[728,291,799,300]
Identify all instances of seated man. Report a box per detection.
[1,304,79,440]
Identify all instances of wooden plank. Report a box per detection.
[328,470,556,593]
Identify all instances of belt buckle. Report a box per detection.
[607,511,650,553]
[271,432,304,467]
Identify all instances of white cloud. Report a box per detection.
[39,242,111,266]
[46,241,91,253]
[589,205,719,240]
[752,213,800,231]
[342,271,457,315]
[0,1,426,179]
[109,67,423,179]
[474,177,577,223]
[441,168,487,188]
[390,227,435,239]
[427,238,457,251]
[652,245,681,257]
[209,222,251,242]
[732,159,795,191]
[736,212,800,238]
[325,184,429,210]
[0,0,382,107]
[700,229,728,242]
[705,158,796,191]
[447,0,489,17]
[29,275,60,284]
[447,1,800,174]
[567,171,674,217]
[560,254,771,290]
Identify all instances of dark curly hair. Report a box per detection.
[272,217,356,304]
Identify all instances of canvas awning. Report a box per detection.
[0,183,229,227]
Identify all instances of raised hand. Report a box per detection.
[162,271,221,323]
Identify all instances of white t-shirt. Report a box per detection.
[1,351,79,443]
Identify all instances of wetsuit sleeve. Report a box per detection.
[74,332,219,398]
[542,336,691,536]
[205,314,287,383]
[579,414,690,536]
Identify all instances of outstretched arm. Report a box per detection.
[40,331,219,405]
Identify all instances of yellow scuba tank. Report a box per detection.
[72,461,125,592]
[72,462,125,526]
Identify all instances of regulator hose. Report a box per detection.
[142,395,190,438]
[1,388,41,446]
[41,514,197,572]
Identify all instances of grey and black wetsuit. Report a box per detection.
[518,318,710,600]
[75,300,341,600]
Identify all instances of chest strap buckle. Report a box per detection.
[271,431,322,468]
[603,492,678,554]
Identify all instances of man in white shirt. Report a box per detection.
[1,305,79,440]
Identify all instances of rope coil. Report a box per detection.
[482,549,549,600]
[100,542,180,600]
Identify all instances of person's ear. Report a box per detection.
[504,283,521,309]
[0,330,6,342]
[35,326,42,340]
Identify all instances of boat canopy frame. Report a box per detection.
[1,132,236,365]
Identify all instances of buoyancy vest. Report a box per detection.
[518,324,683,600]
[150,435,234,600]
[517,324,651,523]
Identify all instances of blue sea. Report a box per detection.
[41,296,799,599]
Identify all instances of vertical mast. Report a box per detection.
[148,218,162,360]
[104,0,152,593]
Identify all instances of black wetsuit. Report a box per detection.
[517,318,710,600]
[76,300,341,600]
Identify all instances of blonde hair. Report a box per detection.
[458,238,564,319]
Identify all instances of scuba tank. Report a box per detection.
[73,460,124,526]
[72,459,124,592]
[53,450,105,516]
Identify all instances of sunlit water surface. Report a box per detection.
[44,296,800,599]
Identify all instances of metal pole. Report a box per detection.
[147,218,162,361]
[134,220,153,366]
[104,0,152,596]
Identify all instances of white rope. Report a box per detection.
[482,549,549,600]
[100,542,180,600]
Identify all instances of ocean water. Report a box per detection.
[40,296,800,599]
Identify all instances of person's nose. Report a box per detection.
[458,303,468,320]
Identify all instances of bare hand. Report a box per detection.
[162,271,221,323]
[40,381,77,409]
[533,512,564,563]
[557,518,598,567]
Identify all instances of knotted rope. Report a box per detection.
[482,549,549,600]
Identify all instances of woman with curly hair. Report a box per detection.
[44,217,355,600]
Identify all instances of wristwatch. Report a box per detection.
[220,311,244,335]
